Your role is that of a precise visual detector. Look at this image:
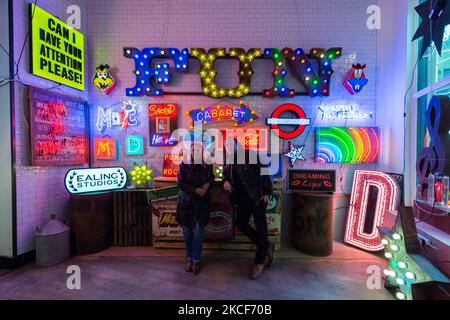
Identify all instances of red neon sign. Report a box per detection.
[149,103,177,117]
[162,153,184,177]
[93,137,117,160]
[215,128,269,151]
[266,103,310,139]
[344,170,399,251]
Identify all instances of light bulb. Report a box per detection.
[393,233,401,240]
[396,292,405,300]
[405,272,415,280]
[396,278,404,285]
[390,245,399,251]
[398,262,407,269]
[385,252,392,259]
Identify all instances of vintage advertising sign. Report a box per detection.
[64,167,127,194]
[29,86,89,166]
[215,127,269,151]
[147,186,179,202]
[288,170,336,192]
[29,4,85,90]
[149,103,178,146]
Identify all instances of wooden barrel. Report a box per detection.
[205,184,234,241]
[291,191,334,256]
[69,192,113,255]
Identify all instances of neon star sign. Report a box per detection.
[283,142,306,167]
[187,101,260,128]
[266,104,311,139]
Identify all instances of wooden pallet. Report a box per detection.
[153,233,281,251]
[113,190,152,246]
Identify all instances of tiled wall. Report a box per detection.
[88,0,378,175]
[13,0,88,255]
[13,0,381,253]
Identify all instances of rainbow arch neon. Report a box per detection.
[315,127,379,164]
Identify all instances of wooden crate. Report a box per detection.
[153,233,281,251]
[113,190,152,246]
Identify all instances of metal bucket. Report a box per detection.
[35,215,70,267]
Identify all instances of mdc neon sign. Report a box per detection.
[123,47,342,98]
[344,170,400,252]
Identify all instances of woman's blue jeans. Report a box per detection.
[182,223,204,263]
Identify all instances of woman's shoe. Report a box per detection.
[250,264,264,280]
[185,259,193,273]
[192,262,201,275]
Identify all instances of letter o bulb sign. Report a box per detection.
[266,104,310,139]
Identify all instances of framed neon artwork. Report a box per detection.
[315,127,379,164]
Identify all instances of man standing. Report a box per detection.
[223,138,274,279]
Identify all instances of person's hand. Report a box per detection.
[202,182,210,191]
[261,195,270,204]
[223,181,233,193]
[195,187,207,197]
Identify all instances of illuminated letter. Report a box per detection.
[344,170,400,251]
[123,47,188,97]
[191,48,261,98]
[96,107,112,132]
[287,48,342,97]
[263,48,296,97]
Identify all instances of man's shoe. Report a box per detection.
[193,262,201,275]
[250,264,264,280]
[185,260,193,273]
[265,241,275,268]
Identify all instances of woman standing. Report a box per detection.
[176,141,214,275]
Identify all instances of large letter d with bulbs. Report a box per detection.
[344,170,400,251]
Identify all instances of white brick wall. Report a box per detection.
[86,0,379,241]
[13,0,88,255]
[12,0,381,253]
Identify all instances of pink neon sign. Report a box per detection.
[344,170,400,251]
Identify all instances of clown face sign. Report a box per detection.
[93,64,117,95]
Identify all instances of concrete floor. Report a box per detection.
[0,242,394,300]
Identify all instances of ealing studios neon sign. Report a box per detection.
[123,47,343,98]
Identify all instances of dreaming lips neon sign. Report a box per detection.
[188,101,260,128]
[123,47,342,98]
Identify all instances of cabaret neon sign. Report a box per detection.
[188,101,260,127]
[123,47,342,98]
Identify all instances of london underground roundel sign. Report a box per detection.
[266,103,310,139]
[65,167,127,194]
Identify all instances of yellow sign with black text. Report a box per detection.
[29,4,85,90]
